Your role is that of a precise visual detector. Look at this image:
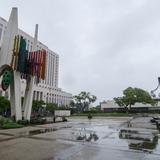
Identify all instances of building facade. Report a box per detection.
[0,17,72,106]
[100,100,160,112]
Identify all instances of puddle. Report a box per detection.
[129,139,158,152]
[1,118,160,156]
[72,125,114,142]
[17,128,58,137]
[71,127,99,142]
[77,133,98,142]
[119,128,159,153]
[70,119,160,154]
[29,128,58,136]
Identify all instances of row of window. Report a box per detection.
[33,90,71,105]
[0,21,59,89]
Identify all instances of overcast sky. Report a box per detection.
[1,0,160,104]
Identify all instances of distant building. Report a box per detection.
[0,17,72,106]
[100,100,160,112]
[100,100,119,112]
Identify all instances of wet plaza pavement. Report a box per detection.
[0,116,160,160]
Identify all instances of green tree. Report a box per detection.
[46,103,58,114]
[114,97,126,107]
[95,105,101,111]
[114,87,156,110]
[73,91,97,112]
[70,100,75,106]
[58,105,69,110]
[32,100,45,113]
[0,96,10,116]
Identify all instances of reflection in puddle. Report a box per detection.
[74,128,99,142]
[76,132,99,142]
[129,138,158,151]
[29,128,58,135]
[17,128,58,137]
[119,129,158,153]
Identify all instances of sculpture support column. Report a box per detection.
[10,71,22,120]
[0,8,22,121]
[23,24,38,121]
[23,77,35,120]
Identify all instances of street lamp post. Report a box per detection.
[151,77,160,99]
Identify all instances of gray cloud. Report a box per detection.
[1,0,160,104]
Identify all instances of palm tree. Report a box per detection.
[73,91,97,112]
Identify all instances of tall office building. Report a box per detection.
[0,17,72,106]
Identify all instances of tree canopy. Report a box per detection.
[32,100,45,113]
[46,103,58,114]
[114,87,156,110]
[73,91,97,112]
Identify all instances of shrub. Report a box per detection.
[0,117,12,127]
[30,117,46,124]
[0,117,23,129]
[0,118,5,126]
[17,120,29,125]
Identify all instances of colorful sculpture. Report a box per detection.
[0,8,46,121]
[1,35,46,90]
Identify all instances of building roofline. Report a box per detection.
[0,17,7,22]
[0,16,56,54]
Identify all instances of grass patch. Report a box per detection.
[2,122,23,129]
[72,112,133,117]
[0,117,24,129]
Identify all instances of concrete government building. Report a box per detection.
[0,17,72,106]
